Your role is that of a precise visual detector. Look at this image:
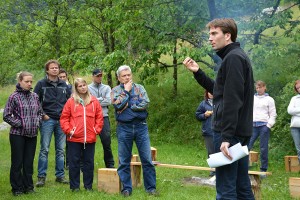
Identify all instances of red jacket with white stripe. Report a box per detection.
[60,96,104,143]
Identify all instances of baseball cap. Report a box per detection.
[92,69,102,76]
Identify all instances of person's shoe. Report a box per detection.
[36,177,45,187]
[55,177,69,184]
[85,188,93,192]
[24,189,35,194]
[260,170,267,179]
[12,191,23,196]
[71,188,80,192]
[121,190,131,197]
[209,171,215,177]
[147,189,159,196]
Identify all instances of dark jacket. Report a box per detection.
[196,99,214,137]
[34,77,72,120]
[3,84,43,137]
[193,42,254,143]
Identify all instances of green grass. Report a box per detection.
[0,126,298,200]
[0,69,299,200]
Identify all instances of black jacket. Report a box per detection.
[34,77,72,120]
[193,42,254,143]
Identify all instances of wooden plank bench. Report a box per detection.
[249,151,259,167]
[285,156,300,172]
[130,160,271,200]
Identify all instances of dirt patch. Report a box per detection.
[0,122,9,131]
[183,176,216,187]
[0,108,10,132]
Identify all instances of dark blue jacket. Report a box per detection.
[195,100,214,137]
[111,83,148,123]
[34,77,71,120]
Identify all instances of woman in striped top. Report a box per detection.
[3,71,43,196]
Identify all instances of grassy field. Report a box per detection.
[0,125,299,200]
[0,70,299,200]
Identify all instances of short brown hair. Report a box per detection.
[45,59,60,71]
[16,71,33,82]
[204,90,210,100]
[206,18,238,42]
[294,80,300,93]
[255,80,266,87]
[59,68,67,76]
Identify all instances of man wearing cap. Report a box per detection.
[88,69,115,168]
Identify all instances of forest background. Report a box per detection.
[0,0,299,199]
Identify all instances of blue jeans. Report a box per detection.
[204,135,214,158]
[291,128,300,163]
[116,121,156,193]
[214,132,254,200]
[248,125,270,171]
[37,118,66,178]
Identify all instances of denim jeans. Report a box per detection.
[116,121,156,193]
[37,118,66,178]
[68,142,95,190]
[10,135,37,192]
[248,125,270,171]
[214,132,254,200]
[204,135,214,158]
[291,127,300,163]
[99,117,115,168]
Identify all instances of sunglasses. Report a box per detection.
[94,74,102,77]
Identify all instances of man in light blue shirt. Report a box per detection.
[88,68,115,168]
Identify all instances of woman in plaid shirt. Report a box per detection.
[3,71,43,196]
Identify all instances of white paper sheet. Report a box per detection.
[207,143,249,168]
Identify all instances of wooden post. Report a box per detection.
[131,154,142,187]
[285,156,300,172]
[249,151,259,166]
[98,168,120,194]
[151,147,157,161]
[249,174,261,200]
[289,177,300,198]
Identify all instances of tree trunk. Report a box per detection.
[172,41,178,97]
[207,0,217,20]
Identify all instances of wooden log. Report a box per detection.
[249,174,261,200]
[289,177,300,198]
[151,147,157,161]
[131,161,272,176]
[131,154,142,187]
[285,156,300,172]
[249,151,259,166]
[131,161,214,171]
[97,168,120,194]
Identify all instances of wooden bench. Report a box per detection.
[289,177,300,198]
[130,161,270,200]
[249,151,259,166]
[98,147,271,199]
[285,156,300,172]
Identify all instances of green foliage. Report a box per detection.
[271,82,297,157]
[145,67,206,144]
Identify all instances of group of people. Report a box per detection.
[3,17,300,199]
[4,60,157,197]
[196,80,278,176]
[185,18,300,199]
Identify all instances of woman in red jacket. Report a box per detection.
[60,78,103,192]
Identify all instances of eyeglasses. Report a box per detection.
[94,74,102,77]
